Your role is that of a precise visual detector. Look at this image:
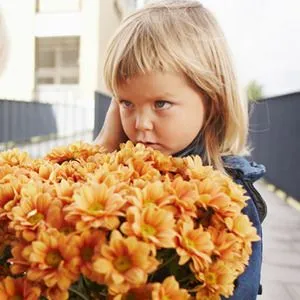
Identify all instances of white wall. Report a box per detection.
[96,0,123,95]
[0,0,36,100]
[80,0,101,101]
[0,0,132,101]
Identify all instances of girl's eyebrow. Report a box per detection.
[117,92,175,103]
[145,92,176,101]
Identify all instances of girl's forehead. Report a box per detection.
[115,71,202,102]
[116,72,181,92]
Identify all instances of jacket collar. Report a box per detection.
[173,133,205,159]
[222,155,266,182]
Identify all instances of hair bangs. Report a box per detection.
[104,18,179,96]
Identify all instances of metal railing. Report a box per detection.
[0,97,94,158]
[249,92,300,201]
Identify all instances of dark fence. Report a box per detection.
[0,98,94,158]
[249,92,300,201]
[93,91,111,140]
[0,99,57,143]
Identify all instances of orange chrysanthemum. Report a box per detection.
[208,226,243,267]
[195,288,221,300]
[0,276,41,300]
[64,183,125,231]
[49,160,88,182]
[45,141,104,164]
[0,149,30,167]
[221,179,249,209]
[112,284,153,300]
[225,215,260,244]
[0,165,13,180]
[121,206,176,250]
[175,217,214,271]
[93,230,159,294]
[117,142,153,163]
[9,193,64,241]
[78,229,107,284]
[126,157,161,182]
[194,178,232,211]
[19,180,54,202]
[152,151,178,174]
[27,228,80,291]
[8,241,31,275]
[54,179,79,203]
[91,163,134,189]
[0,183,15,211]
[151,276,190,300]
[45,286,69,300]
[194,260,237,298]
[167,177,198,219]
[0,141,262,299]
[129,181,174,209]
[183,155,214,181]
[0,174,24,217]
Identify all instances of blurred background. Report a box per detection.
[0,0,141,157]
[0,1,299,299]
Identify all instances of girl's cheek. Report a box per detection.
[120,114,135,133]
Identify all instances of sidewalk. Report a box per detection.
[256,181,300,300]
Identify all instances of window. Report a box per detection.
[35,37,80,85]
[36,0,81,13]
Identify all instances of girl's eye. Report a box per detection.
[120,100,133,109]
[154,101,172,110]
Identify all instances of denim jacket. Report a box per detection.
[221,155,267,300]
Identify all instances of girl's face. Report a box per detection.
[116,72,205,155]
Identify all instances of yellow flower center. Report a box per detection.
[114,256,132,272]
[144,198,153,205]
[60,226,74,235]
[45,250,63,268]
[141,224,156,237]
[162,297,170,300]
[184,237,195,249]
[9,296,23,300]
[28,212,44,225]
[89,202,104,212]
[205,272,217,285]
[82,247,93,262]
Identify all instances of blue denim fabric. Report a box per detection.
[222,155,266,182]
[221,155,266,300]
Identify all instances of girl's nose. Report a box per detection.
[135,114,154,131]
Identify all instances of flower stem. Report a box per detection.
[69,287,89,300]
[150,253,178,281]
[156,253,177,271]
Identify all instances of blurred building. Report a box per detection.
[0,0,147,103]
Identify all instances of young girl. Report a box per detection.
[95,0,267,299]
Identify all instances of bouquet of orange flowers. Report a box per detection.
[0,141,259,300]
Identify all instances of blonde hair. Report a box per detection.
[104,0,250,171]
